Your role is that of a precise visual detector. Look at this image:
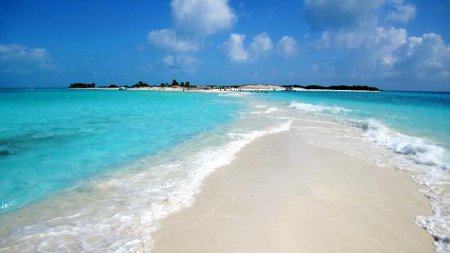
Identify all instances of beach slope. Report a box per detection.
[152,130,434,253]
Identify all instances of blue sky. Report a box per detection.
[1,0,450,91]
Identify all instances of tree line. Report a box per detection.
[69,79,192,89]
[68,82,96,88]
[69,82,381,91]
[282,84,381,91]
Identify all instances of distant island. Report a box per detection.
[68,82,96,89]
[282,84,380,91]
[69,80,381,92]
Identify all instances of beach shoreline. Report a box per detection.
[152,129,434,252]
[0,89,445,253]
[68,85,380,93]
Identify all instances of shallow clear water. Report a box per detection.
[262,91,450,150]
[0,90,289,252]
[0,89,449,252]
[0,89,242,213]
[258,90,450,252]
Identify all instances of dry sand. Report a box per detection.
[152,130,434,253]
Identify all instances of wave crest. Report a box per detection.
[289,102,350,114]
[0,121,292,252]
[354,119,450,251]
[356,119,448,171]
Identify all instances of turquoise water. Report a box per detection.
[0,89,241,214]
[0,89,449,252]
[258,91,450,171]
[263,91,450,150]
[4,90,447,216]
[260,90,450,251]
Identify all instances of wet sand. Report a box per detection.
[152,130,434,253]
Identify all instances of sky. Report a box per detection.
[1,0,450,91]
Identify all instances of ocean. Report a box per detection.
[0,89,449,252]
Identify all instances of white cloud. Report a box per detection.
[277,36,298,57]
[353,27,408,76]
[0,44,54,75]
[148,29,200,52]
[386,0,416,23]
[395,33,450,78]
[336,27,407,51]
[148,0,237,73]
[249,32,274,57]
[304,0,384,30]
[221,32,276,63]
[304,0,416,30]
[221,33,250,63]
[316,27,408,77]
[177,54,201,67]
[313,31,331,49]
[171,0,236,36]
[304,0,450,81]
[313,27,450,79]
[162,54,175,66]
[159,54,202,74]
[221,33,300,63]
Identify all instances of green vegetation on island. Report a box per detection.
[131,81,150,88]
[69,82,96,88]
[283,84,381,91]
[68,80,380,92]
[68,79,194,89]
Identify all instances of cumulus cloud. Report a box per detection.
[386,0,416,23]
[313,27,450,79]
[395,33,450,78]
[171,0,236,36]
[343,27,408,77]
[277,36,298,57]
[304,0,416,30]
[249,32,274,57]
[148,29,200,52]
[221,33,250,63]
[221,33,300,63]
[304,0,450,81]
[155,54,202,74]
[304,0,384,30]
[0,44,54,75]
[162,54,175,66]
[336,27,407,51]
[221,32,276,63]
[148,0,237,73]
[313,31,331,49]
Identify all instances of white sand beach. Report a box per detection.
[152,130,434,253]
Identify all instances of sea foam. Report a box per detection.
[289,101,350,113]
[355,119,450,251]
[356,119,448,171]
[287,100,450,252]
[0,120,292,252]
[264,107,278,114]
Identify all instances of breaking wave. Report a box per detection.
[289,102,351,114]
[0,121,292,252]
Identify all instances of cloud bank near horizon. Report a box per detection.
[304,0,450,85]
[0,44,54,76]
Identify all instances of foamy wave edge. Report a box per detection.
[355,119,448,171]
[289,101,351,113]
[0,121,292,252]
[354,118,450,252]
[288,99,450,251]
